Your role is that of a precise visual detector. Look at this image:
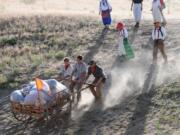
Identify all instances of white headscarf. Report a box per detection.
[99,0,112,11]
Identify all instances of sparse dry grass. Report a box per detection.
[0,15,102,89]
[0,14,179,135]
[150,80,180,135]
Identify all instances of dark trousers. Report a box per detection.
[153,39,167,63]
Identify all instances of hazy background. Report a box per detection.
[0,0,180,20]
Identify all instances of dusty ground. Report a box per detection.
[0,15,179,135]
[0,0,180,134]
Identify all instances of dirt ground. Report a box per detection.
[0,0,180,134]
[0,15,180,135]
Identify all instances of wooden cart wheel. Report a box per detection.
[12,111,31,122]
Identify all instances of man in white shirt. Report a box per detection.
[70,55,87,102]
[58,57,73,81]
[152,21,167,64]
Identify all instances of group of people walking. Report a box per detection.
[57,0,168,102]
[99,0,166,28]
[99,0,168,64]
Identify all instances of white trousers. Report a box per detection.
[118,38,126,56]
[152,7,162,22]
[133,3,142,23]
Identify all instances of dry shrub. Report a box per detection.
[0,74,7,84]
[55,51,65,60]
[0,36,17,46]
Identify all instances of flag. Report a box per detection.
[35,78,51,95]
[35,78,44,91]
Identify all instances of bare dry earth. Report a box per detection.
[0,16,180,135]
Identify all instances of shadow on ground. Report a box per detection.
[84,27,109,63]
[124,64,158,135]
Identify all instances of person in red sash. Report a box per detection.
[85,60,106,100]
[58,57,73,81]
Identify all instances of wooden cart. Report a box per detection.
[10,90,72,122]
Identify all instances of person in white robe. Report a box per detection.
[116,22,128,56]
[152,0,163,23]
[131,0,143,27]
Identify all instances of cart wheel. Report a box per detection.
[12,111,31,122]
